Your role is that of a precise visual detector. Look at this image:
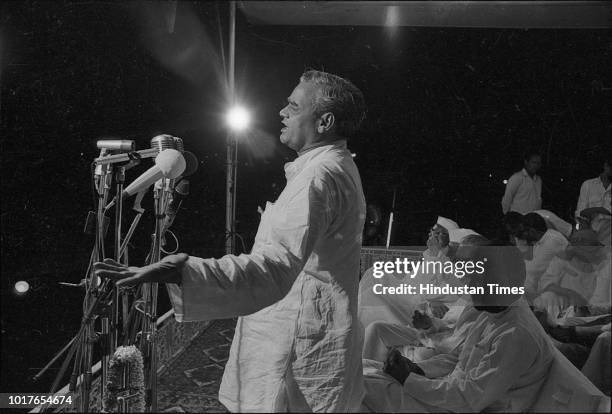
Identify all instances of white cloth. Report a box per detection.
[582,331,612,395]
[502,168,542,214]
[363,298,555,413]
[448,228,478,244]
[534,209,573,239]
[536,252,611,320]
[436,216,459,231]
[524,229,568,297]
[167,141,366,412]
[576,177,611,218]
[358,248,465,330]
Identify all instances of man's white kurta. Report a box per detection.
[167,141,366,412]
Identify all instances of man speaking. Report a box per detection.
[94,70,367,412]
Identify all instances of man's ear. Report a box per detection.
[317,112,335,133]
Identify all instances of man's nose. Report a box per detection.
[279,105,288,118]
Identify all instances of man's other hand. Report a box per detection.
[412,310,433,330]
[94,253,189,287]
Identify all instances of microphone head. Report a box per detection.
[173,137,184,153]
[150,134,177,152]
[155,149,186,179]
[175,179,190,196]
[182,151,199,178]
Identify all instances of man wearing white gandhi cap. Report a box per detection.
[436,216,459,232]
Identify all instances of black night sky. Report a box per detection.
[1,1,611,393]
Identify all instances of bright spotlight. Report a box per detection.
[226,106,251,131]
[14,280,30,295]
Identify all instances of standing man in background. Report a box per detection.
[576,158,611,246]
[95,70,367,412]
[502,151,543,214]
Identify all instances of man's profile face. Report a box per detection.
[524,155,542,175]
[279,81,320,152]
[427,224,449,249]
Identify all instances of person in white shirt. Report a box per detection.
[535,229,610,317]
[576,159,611,246]
[501,151,543,214]
[522,212,569,301]
[363,241,555,413]
[576,159,611,217]
[94,70,367,412]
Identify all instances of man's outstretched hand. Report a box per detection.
[94,253,189,287]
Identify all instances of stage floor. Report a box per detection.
[158,319,236,413]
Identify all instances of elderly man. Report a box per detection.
[363,241,555,413]
[94,70,367,412]
[358,216,460,331]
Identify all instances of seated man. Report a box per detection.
[358,216,461,329]
[362,240,555,413]
[533,229,610,368]
[362,234,486,363]
[534,228,610,322]
[522,212,569,302]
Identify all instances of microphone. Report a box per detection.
[150,134,177,153]
[181,151,199,178]
[163,179,190,232]
[97,140,136,152]
[122,149,186,198]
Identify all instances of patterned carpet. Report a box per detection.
[158,319,236,413]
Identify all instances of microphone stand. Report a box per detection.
[80,160,113,411]
[139,180,170,412]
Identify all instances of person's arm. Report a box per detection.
[501,174,520,214]
[403,328,536,412]
[166,176,334,321]
[96,174,336,322]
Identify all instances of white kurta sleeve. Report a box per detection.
[502,174,520,214]
[167,176,333,322]
[402,328,535,412]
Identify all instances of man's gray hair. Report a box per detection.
[300,69,366,138]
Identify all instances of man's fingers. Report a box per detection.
[116,274,148,288]
[94,261,127,272]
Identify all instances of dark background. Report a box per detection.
[1,1,610,393]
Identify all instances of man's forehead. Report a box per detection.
[288,81,317,103]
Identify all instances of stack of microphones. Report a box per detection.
[105,134,199,228]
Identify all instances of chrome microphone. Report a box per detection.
[150,134,177,153]
[97,140,136,152]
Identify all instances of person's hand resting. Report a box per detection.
[412,309,433,330]
[93,253,189,287]
[383,348,425,385]
[428,302,449,319]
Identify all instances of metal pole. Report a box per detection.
[225,0,237,255]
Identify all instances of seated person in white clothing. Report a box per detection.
[534,228,610,320]
[363,239,555,413]
[521,212,569,302]
[362,234,487,362]
[533,229,611,368]
[358,216,461,329]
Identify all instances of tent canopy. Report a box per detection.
[239,1,612,29]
